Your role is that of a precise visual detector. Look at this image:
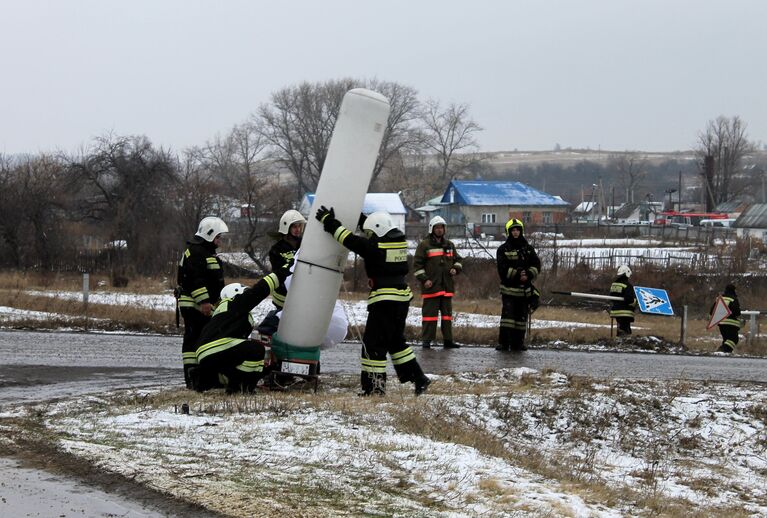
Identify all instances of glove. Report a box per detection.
[273,266,291,283]
[357,212,367,230]
[316,205,335,223]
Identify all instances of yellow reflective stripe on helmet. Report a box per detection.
[333,226,351,244]
[361,358,387,373]
[390,347,415,365]
[236,360,264,373]
[196,337,245,362]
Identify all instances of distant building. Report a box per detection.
[300,192,407,232]
[437,180,570,233]
[733,203,767,241]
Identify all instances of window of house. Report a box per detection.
[543,211,552,224]
[481,213,496,223]
[523,211,532,223]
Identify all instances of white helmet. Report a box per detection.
[279,209,306,235]
[220,283,247,300]
[429,215,446,234]
[196,217,229,242]
[617,265,632,277]
[363,211,396,238]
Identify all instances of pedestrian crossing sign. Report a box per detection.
[707,295,731,330]
[634,286,674,316]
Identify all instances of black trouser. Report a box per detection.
[199,339,266,392]
[499,294,529,350]
[421,295,453,343]
[718,324,739,351]
[361,301,424,394]
[181,307,210,388]
[616,317,633,336]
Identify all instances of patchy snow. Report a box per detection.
[18,290,608,333]
[7,368,763,517]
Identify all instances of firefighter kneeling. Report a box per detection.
[190,271,287,393]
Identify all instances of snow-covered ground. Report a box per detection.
[15,290,608,332]
[3,368,764,517]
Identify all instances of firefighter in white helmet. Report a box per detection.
[609,264,637,336]
[176,216,228,389]
[413,216,463,349]
[191,270,288,393]
[268,209,306,310]
[315,206,431,396]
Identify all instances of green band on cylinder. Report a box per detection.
[271,333,321,362]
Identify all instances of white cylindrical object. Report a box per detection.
[276,89,390,349]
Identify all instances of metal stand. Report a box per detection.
[266,360,320,393]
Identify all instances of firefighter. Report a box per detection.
[315,206,431,396]
[413,215,463,349]
[496,218,541,351]
[711,283,741,353]
[609,265,637,336]
[177,216,228,389]
[192,272,286,393]
[268,209,306,309]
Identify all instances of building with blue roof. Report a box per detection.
[436,181,570,231]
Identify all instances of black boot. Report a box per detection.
[422,341,431,349]
[443,340,460,349]
[495,344,509,351]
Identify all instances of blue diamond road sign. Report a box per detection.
[634,286,674,316]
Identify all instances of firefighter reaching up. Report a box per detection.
[191,269,289,393]
[316,206,431,396]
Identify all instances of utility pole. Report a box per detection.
[678,170,682,211]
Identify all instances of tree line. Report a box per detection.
[1,75,760,279]
[0,78,482,277]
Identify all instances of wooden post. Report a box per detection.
[680,305,687,347]
[82,272,89,331]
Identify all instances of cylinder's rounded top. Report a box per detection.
[347,88,389,106]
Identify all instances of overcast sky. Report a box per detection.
[1,0,765,155]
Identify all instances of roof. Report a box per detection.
[303,193,406,215]
[734,204,767,228]
[440,180,569,207]
[613,203,640,219]
[574,201,597,213]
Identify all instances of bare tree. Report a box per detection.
[420,99,482,180]
[67,134,179,274]
[0,154,69,269]
[696,115,754,209]
[256,78,424,194]
[609,153,647,203]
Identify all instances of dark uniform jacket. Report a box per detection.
[413,234,463,297]
[609,274,637,320]
[322,218,412,305]
[711,286,741,328]
[177,237,225,310]
[268,237,300,308]
[195,273,280,363]
[496,235,541,296]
